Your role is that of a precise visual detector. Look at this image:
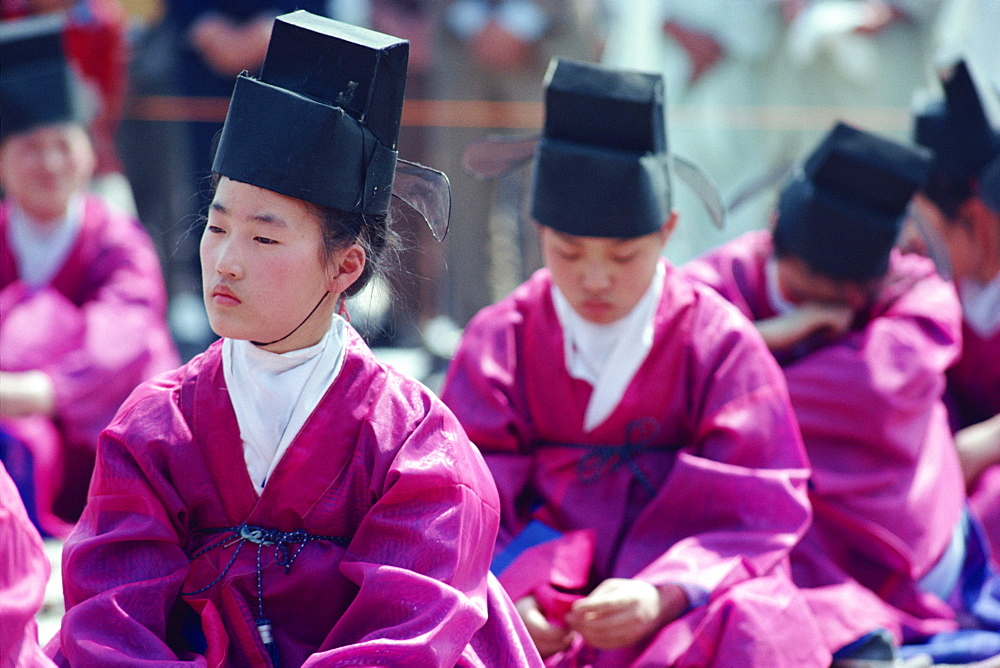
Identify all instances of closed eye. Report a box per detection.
[206,225,225,234]
[254,236,278,245]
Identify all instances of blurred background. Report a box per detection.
[8,0,998,377]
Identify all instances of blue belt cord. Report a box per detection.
[182,523,351,666]
[547,418,666,496]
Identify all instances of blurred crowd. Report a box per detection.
[9,0,997,361]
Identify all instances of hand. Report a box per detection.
[0,370,56,418]
[189,14,273,77]
[955,414,1000,489]
[756,302,854,350]
[515,595,573,658]
[471,20,534,72]
[662,21,724,86]
[564,579,687,650]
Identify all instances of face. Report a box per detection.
[775,255,870,312]
[540,219,674,324]
[0,123,95,223]
[911,193,981,281]
[200,177,364,353]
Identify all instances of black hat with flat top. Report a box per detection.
[0,14,88,141]
[775,122,931,281]
[212,11,408,220]
[531,58,672,238]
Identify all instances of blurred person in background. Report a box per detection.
[1,0,135,216]
[909,58,1000,570]
[0,16,178,538]
[682,121,1000,664]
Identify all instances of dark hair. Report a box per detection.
[305,203,400,298]
[922,172,974,221]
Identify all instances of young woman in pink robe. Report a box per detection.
[441,58,830,667]
[682,123,1000,660]
[46,11,541,667]
[0,18,178,538]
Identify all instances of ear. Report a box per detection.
[659,211,679,246]
[326,243,366,295]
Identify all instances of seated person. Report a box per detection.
[0,16,178,538]
[682,121,1000,662]
[910,58,1000,564]
[441,57,830,667]
[46,12,541,665]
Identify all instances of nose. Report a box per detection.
[580,261,611,293]
[205,236,244,281]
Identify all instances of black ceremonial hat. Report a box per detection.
[0,14,88,141]
[531,58,672,238]
[212,10,408,218]
[775,122,931,281]
[913,60,1000,212]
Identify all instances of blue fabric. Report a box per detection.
[491,519,562,575]
[0,428,44,536]
[900,510,1000,662]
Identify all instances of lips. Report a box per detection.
[211,285,241,306]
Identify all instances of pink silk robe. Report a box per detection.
[47,333,542,667]
[440,262,831,667]
[0,195,179,536]
[948,321,1000,563]
[681,231,967,641]
[0,463,55,668]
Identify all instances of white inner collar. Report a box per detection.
[552,262,665,432]
[223,315,349,494]
[8,194,84,287]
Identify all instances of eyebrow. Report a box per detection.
[210,202,288,227]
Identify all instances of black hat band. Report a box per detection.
[531,138,671,238]
[212,76,397,219]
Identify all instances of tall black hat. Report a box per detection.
[0,14,88,141]
[212,10,449,239]
[460,57,723,237]
[775,122,931,281]
[913,59,1000,213]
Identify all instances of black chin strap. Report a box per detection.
[252,291,330,348]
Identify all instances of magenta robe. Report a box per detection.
[0,195,179,536]
[949,322,1000,563]
[682,231,966,640]
[440,262,831,667]
[47,332,542,667]
[0,463,55,668]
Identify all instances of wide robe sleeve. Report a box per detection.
[47,371,208,667]
[441,300,539,552]
[616,289,813,596]
[302,392,516,665]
